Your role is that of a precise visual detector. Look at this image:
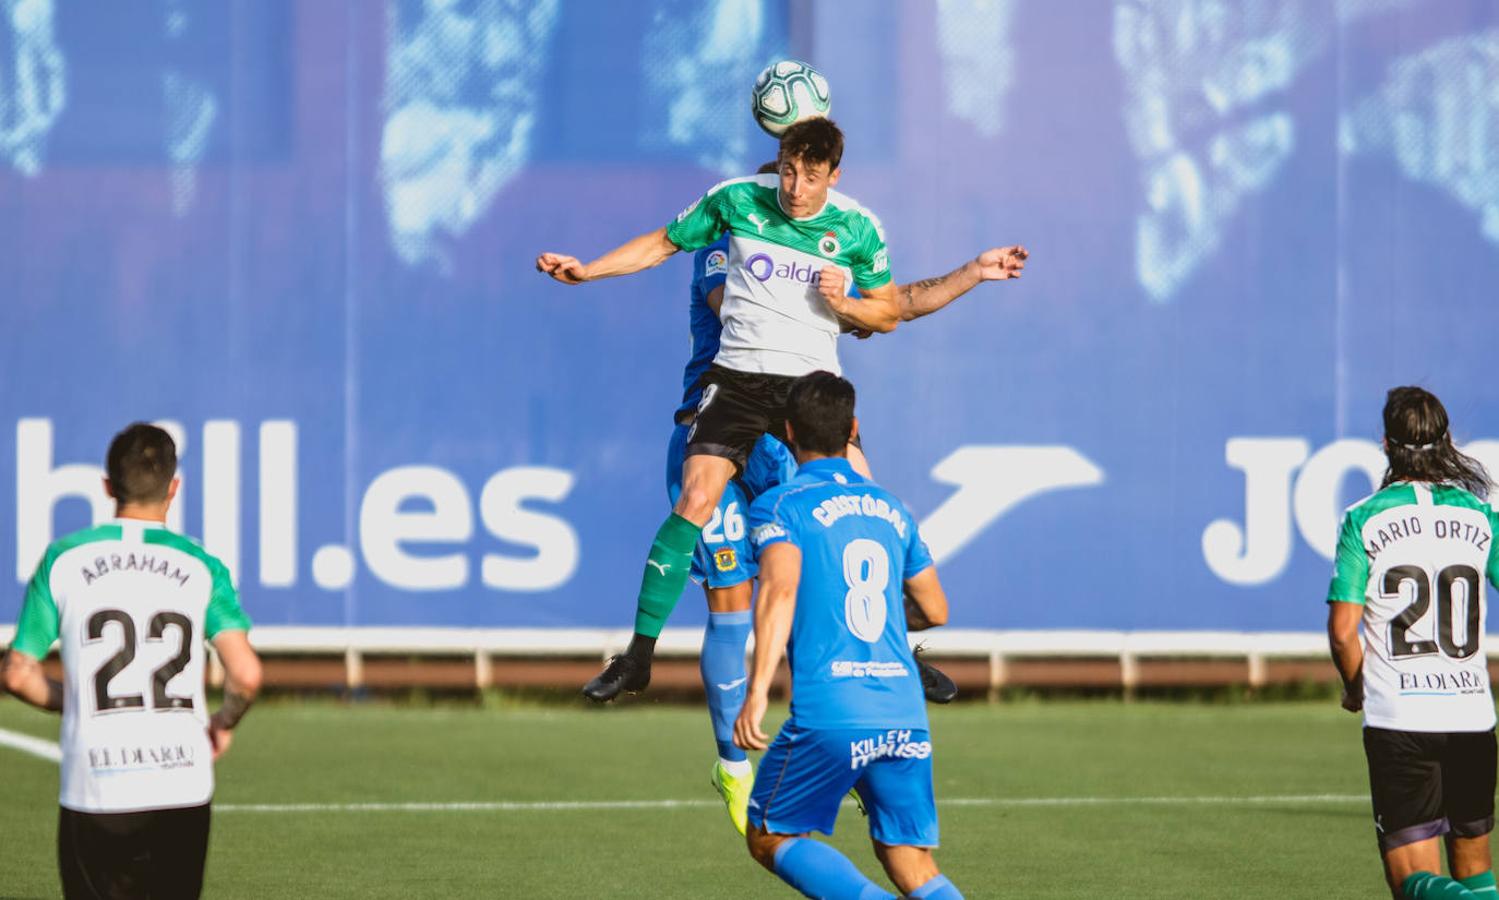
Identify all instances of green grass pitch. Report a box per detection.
[0,698,1407,897]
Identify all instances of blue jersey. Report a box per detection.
[675,235,730,423]
[748,457,933,731]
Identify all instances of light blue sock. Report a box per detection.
[772,837,896,900]
[910,873,963,899]
[700,609,751,762]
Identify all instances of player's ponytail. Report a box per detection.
[1379,386,1491,498]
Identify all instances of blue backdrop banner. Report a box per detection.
[4,1,1499,632]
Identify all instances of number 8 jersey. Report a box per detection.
[1328,482,1498,733]
[11,519,251,813]
[747,457,933,731]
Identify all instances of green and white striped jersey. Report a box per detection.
[12,518,251,813]
[1327,482,1498,733]
[665,174,892,377]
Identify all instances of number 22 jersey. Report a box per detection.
[1328,482,1498,733]
[12,519,252,813]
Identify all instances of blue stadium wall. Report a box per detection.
[3,1,1499,633]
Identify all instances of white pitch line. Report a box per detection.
[0,730,1368,813]
[0,726,62,763]
[218,800,720,813]
[215,794,1369,814]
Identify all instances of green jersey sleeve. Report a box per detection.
[1326,511,1369,604]
[205,560,251,639]
[1488,506,1499,589]
[665,181,734,252]
[847,216,892,291]
[12,557,60,658]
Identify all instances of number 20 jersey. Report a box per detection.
[748,457,933,731]
[12,519,251,813]
[1328,482,1499,733]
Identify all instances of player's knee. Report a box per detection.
[674,487,716,525]
[744,826,782,871]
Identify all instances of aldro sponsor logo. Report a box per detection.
[744,253,824,285]
[849,729,931,770]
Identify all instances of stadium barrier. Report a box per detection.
[2,624,1440,694]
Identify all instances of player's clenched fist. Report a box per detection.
[816,265,849,312]
[536,252,588,285]
[976,245,1027,281]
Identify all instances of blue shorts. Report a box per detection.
[747,722,939,848]
[666,424,795,589]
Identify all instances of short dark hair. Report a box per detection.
[778,117,843,171]
[106,423,177,504]
[756,159,778,175]
[1380,386,1491,498]
[786,371,855,456]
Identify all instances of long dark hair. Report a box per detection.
[1380,386,1491,498]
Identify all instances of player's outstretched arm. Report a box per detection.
[535,227,679,285]
[899,246,1027,322]
[733,542,802,752]
[208,631,262,760]
[1326,602,1364,713]
[0,649,63,712]
[903,567,949,631]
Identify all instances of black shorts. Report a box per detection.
[684,365,800,470]
[683,365,861,470]
[1363,727,1496,852]
[58,803,211,899]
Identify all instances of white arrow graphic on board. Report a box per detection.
[918,446,1106,565]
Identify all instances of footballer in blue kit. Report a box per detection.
[734,372,962,900]
[671,229,960,840]
[667,230,799,832]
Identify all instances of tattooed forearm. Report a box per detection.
[214,689,255,730]
[900,274,952,312]
[900,263,982,321]
[1,650,64,712]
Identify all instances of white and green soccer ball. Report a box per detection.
[750,59,831,137]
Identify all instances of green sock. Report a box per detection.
[1460,871,1497,897]
[1403,871,1479,899]
[631,513,702,638]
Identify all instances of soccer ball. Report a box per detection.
[751,60,831,137]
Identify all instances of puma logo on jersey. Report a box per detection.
[746,213,767,234]
[646,560,672,576]
[716,677,747,691]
